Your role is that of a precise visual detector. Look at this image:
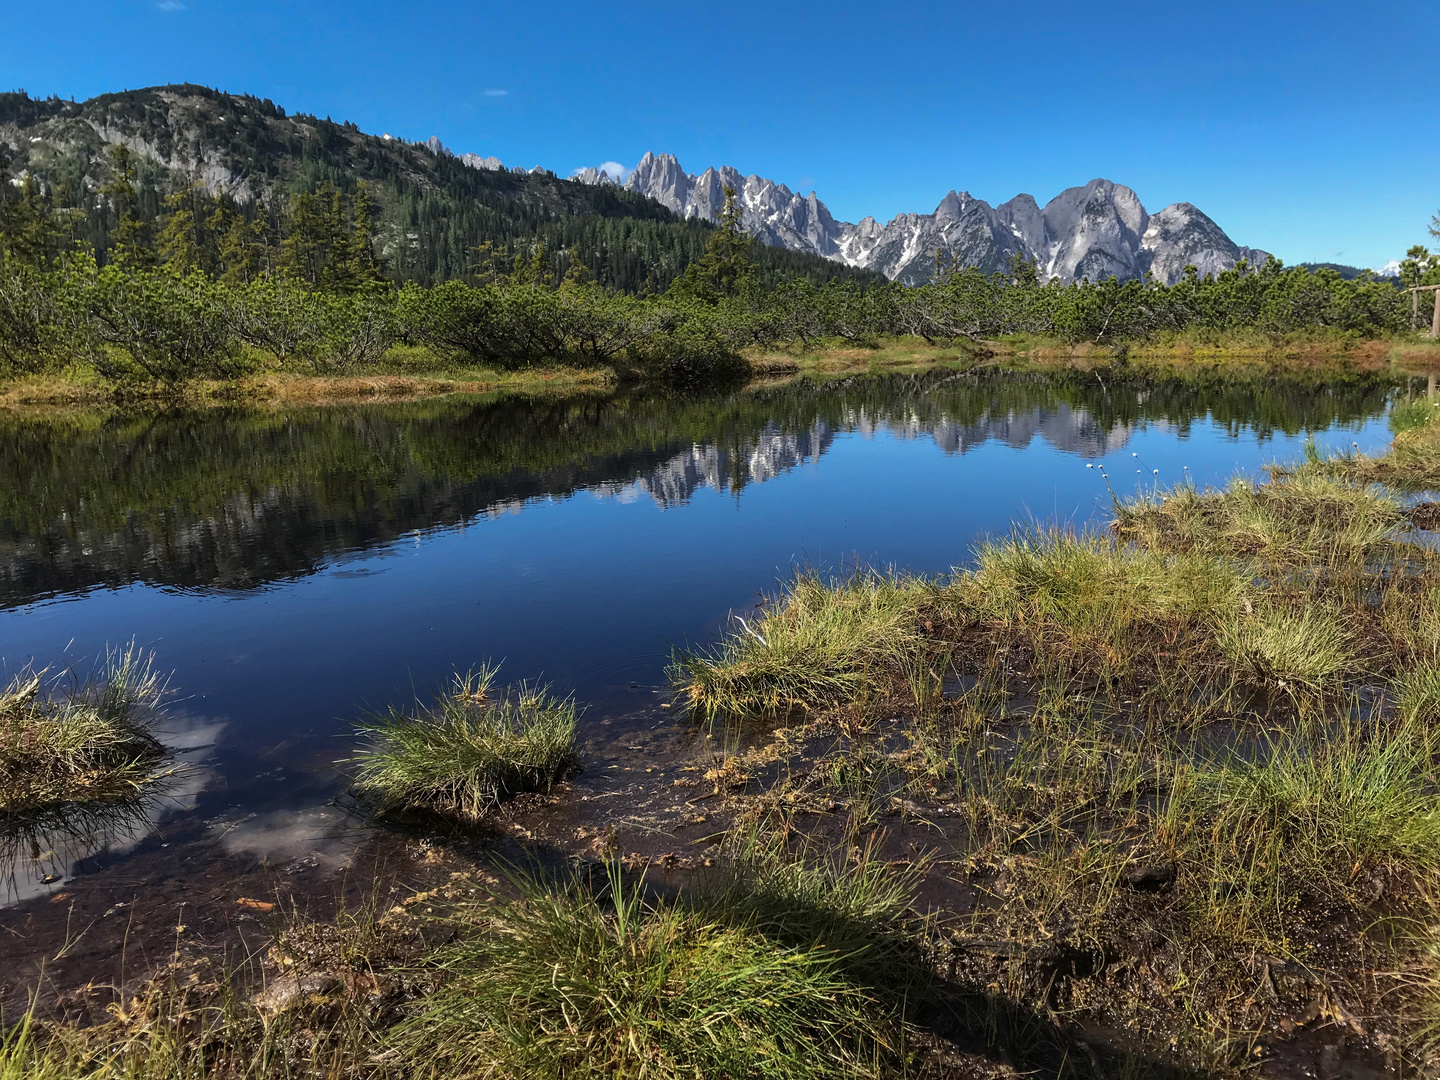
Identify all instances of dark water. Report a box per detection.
[0,368,1401,899]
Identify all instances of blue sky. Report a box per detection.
[5,0,1437,269]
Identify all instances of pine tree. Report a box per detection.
[156,183,214,273]
[0,146,55,265]
[673,186,755,302]
[101,144,153,267]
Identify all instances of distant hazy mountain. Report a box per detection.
[614,153,1270,285]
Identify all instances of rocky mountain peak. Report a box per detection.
[621,153,1267,285]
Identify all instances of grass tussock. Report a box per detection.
[1,842,923,1080]
[963,530,1247,685]
[0,644,168,828]
[1397,659,1440,722]
[1165,721,1440,888]
[1215,603,1352,688]
[398,862,902,1080]
[346,665,579,821]
[1115,469,1404,564]
[1308,394,1440,491]
[673,570,950,724]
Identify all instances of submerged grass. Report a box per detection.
[346,665,580,821]
[0,644,168,829]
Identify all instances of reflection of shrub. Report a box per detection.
[0,645,168,826]
[347,666,579,821]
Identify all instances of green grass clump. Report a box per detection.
[347,666,580,821]
[1312,396,1440,491]
[1116,470,1403,564]
[0,645,167,828]
[1390,397,1440,434]
[673,571,945,724]
[397,865,897,1080]
[700,830,921,994]
[1163,720,1440,942]
[1215,604,1351,689]
[1397,660,1440,723]
[964,529,1246,681]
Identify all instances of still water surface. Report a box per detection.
[0,369,1400,895]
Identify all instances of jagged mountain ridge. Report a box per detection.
[0,83,1265,289]
[614,152,1270,285]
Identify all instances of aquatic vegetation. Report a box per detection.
[1309,398,1440,491]
[658,400,1440,1072]
[346,666,580,821]
[0,644,168,828]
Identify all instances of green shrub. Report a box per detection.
[78,260,247,382]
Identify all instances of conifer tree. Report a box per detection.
[101,145,153,267]
[156,183,214,273]
[673,185,755,302]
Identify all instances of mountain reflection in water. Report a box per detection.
[0,370,1394,610]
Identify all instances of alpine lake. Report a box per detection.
[0,362,1422,1068]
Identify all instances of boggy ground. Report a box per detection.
[8,393,1440,1078]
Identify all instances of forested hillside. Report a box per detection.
[0,84,879,291]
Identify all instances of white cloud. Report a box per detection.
[483,89,509,97]
[571,160,632,183]
[157,0,187,10]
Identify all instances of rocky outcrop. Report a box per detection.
[1140,202,1269,282]
[624,154,1269,285]
[625,153,848,261]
